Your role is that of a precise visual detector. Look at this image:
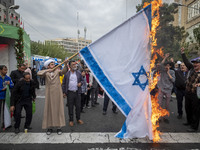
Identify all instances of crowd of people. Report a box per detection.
[152,48,200,133]
[0,48,199,135]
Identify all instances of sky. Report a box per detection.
[15,0,174,42]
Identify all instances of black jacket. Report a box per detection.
[11,79,36,106]
[175,70,187,90]
[10,70,24,85]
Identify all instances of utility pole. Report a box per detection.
[77,12,80,51]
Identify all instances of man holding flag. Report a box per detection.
[80,5,153,139]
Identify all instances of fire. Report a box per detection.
[143,0,169,142]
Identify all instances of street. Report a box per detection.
[0,86,200,150]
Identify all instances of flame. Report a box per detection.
[143,0,169,142]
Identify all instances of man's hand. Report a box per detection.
[6,81,10,85]
[2,87,7,91]
[166,66,170,72]
[165,53,170,58]
[64,60,68,66]
[195,83,200,87]
[77,83,82,87]
[63,93,66,98]
[10,106,15,112]
[181,47,185,54]
[47,69,54,73]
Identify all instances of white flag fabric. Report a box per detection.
[80,5,152,140]
[4,85,11,128]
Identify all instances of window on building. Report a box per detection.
[16,16,18,20]
[188,1,200,21]
[11,21,14,25]
[0,16,1,21]
[0,8,1,12]
[16,23,18,27]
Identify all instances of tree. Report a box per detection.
[136,0,188,60]
[31,41,71,61]
[15,27,25,66]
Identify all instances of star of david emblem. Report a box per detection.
[132,66,148,91]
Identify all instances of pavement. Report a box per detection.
[0,85,200,150]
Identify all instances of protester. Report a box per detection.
[10,72,36,134]
[85,67,92,108]
[174,63,179,71]
[103,93,118,115]
[80,70,87,113]
[57,66,65,85]
[10,64,26,85]
[169,57,175,70]
[157,53,175,123]
[37,59,68,135]
[62,60,83,127]
[31,68,39,89]
[90,76,99,107]
[0,65,14,129]
[40,66,46,86]
[24,63,32,79]
[181,48,200,132]
[175,63,187,119]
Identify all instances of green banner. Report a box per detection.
[0,23,18,39]
[0,23,31,65]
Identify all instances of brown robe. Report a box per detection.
[37,67,67,129]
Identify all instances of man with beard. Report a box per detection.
[37,59,68,135]
[62,60,83,127]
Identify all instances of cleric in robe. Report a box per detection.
[37,59,68,135]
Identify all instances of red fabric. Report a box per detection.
[86,73,89,83]
[0,44,8,51]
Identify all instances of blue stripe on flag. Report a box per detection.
[143,4,152,31]
[115,122,127,138]
[80,47,131,116]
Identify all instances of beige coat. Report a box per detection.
[37,67,67,129]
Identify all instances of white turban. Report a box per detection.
[177,61,182,64]
[44,59,55,68]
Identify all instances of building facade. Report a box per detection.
[0,0,20,26]
[173,0,200,42]
[46,37,92,54]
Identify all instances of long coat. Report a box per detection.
[37,67,67,129]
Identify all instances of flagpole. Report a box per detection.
[52,52,79,70]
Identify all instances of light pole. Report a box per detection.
[6,5,20,24]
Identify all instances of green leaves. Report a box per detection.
[136,1,188,60]
[31,41,71,61]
